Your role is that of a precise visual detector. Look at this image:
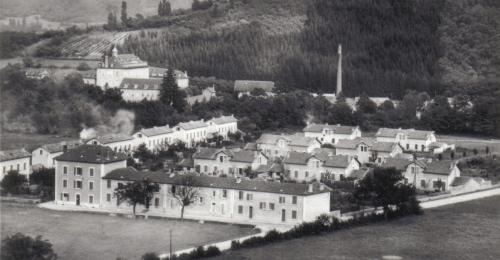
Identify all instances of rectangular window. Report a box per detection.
[292,210,297,219]
[212,190,216,197]
[89,195,94,204]
[421,180,426,188]
[246,193,253,201]
[106,193,111,202]
[89,181,94,190]
[415,144,418,150]
[75,180,82,189]
[199,196,204,204]
[16,164,19,171]
[305,171,309,178]
[239,191,244,200]
[238,205,243,214]
[154,198,160,207]
[294,171,298,178]
[63,166,68,175]
[292,196,297,204]
[107,180,111,188]
[259,202,266,209]
[204,165,208,172]
[89,168,94,177]
[40,150,43,155]
[75,167,83,176]
[279,196,285,204]
[63,179,67,188]
[269,203,275,210]
[222,190,227,198]
[23,163,26,170]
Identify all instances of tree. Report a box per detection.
[1,170,27,194]
[121,1,129,27]
[114,179,160,215]
[159,68,187,112]
[142,252,160,260]
[29,168,55,187]
[107,12,118,30]
[134,143,153,163]
[1,233,57,260]
[356,93,377,114]
[158,0,171,16]
[169,175,199,220]
[354,167,419,220]
[76,62,91,71]
[250,87,267,97]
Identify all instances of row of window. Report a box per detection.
[237,205,297,220]
[60,193,95,204]
[1,162,28,174]
[62,166,95,177]
[62,179,94,190]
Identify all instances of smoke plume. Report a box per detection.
[79,108,136,140]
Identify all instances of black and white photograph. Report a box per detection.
[0,0,499,259]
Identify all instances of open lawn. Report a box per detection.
[0,203,256,260]
[215,195,500,260]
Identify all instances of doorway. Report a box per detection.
[282,209,286,222]
[76,194,80,206]
[249,206,253,219]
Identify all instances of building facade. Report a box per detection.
[303,124,361,145]
[31,141,81,170]
[256,133,321,159]
[375,128,436,152]
[193,148,268,177]
[0,149,31,180]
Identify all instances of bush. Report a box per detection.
[1,233,57,260]
[1,171,27,194]
[142,252,160,260]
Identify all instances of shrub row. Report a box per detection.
[166,245,221,260]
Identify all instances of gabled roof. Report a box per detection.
[335,137,373,150]
[350,168,371,179]
[109,53,148,69]
[54,145,127,164]
[176,120,208,130]
[88,134,134,145]
[210,115,238,125]
[0,149,31,162]
[244,142,258,151]
[230,150,258,163]
[323,155,351,168]
[283,151,315,165]
[193,148,259,163]
[375,128,434,140]
[423,160,455,176]
[38,140,81,153]
[380,158,412,171]
[119,78,162,90]
[303,123,357,135]
[104,168,331,196]
[137,126,173,137]
[256,133,317,147]
[234,80,275,92]
[371,142,400,153]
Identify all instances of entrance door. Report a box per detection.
[282,209,286,222]
[249,206,253,219]
[76,194,80,206]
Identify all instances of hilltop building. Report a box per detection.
[234,80,275,98]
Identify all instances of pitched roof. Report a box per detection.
[244,142,258,151]
[178,158,194,168]
[89,134,134,144]
[119,78,162,90]
[323,155,351,168]
[110,53,148,69]
[335,137,373,150]
[371,142,400,153]
[303,124,357,135]
[350,168,370,179]
[0,149,31,162]
[192,148,258,163]
[230,150,257,163]
[256,133,317,147]
[210,115,238,125]
[283,151,314,165]
[54,145,127,164]
[39,140,81,153]
[423,160,455,175]
[381,157,412,171]
[375,128,434,140]
[103,168,331,196]
[176,120,208,130]
[234,80,275,92]
[137,126,173,137]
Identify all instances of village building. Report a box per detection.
[256,133,321,159]
[85,134,136,154]
[193,147,268,177]
[303,123,361,145]
[375,128,436,152]
[132,126,173,151]
[186,87,217,106]
[0,148,31,180]
[24,68,49,79]
[335,138,403,164]
[54,145,127,207]
[31,140,81,170]
[382,158,460,191]
[234,80,275,98]
[206,115,239,139]
[103,168,331,226]
[95,47,189,91]
[118,78,162,102]
[172,120,209,147]
[283,151,360,182]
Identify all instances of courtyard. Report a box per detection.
[215,195,500,260]
[0,202,257,260]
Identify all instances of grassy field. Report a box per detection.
[215,195,500,260]
[0,132,77,150]
[0,202,256,260]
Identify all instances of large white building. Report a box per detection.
[375,128,436,152]
[53,145,331,226]
[95,47,189,101]
[193,147,269,177]
[0,149,31,180]
[303,124,361,145]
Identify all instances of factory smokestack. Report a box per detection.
[336,44,342,95]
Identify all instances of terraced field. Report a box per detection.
[61,32,132,58]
